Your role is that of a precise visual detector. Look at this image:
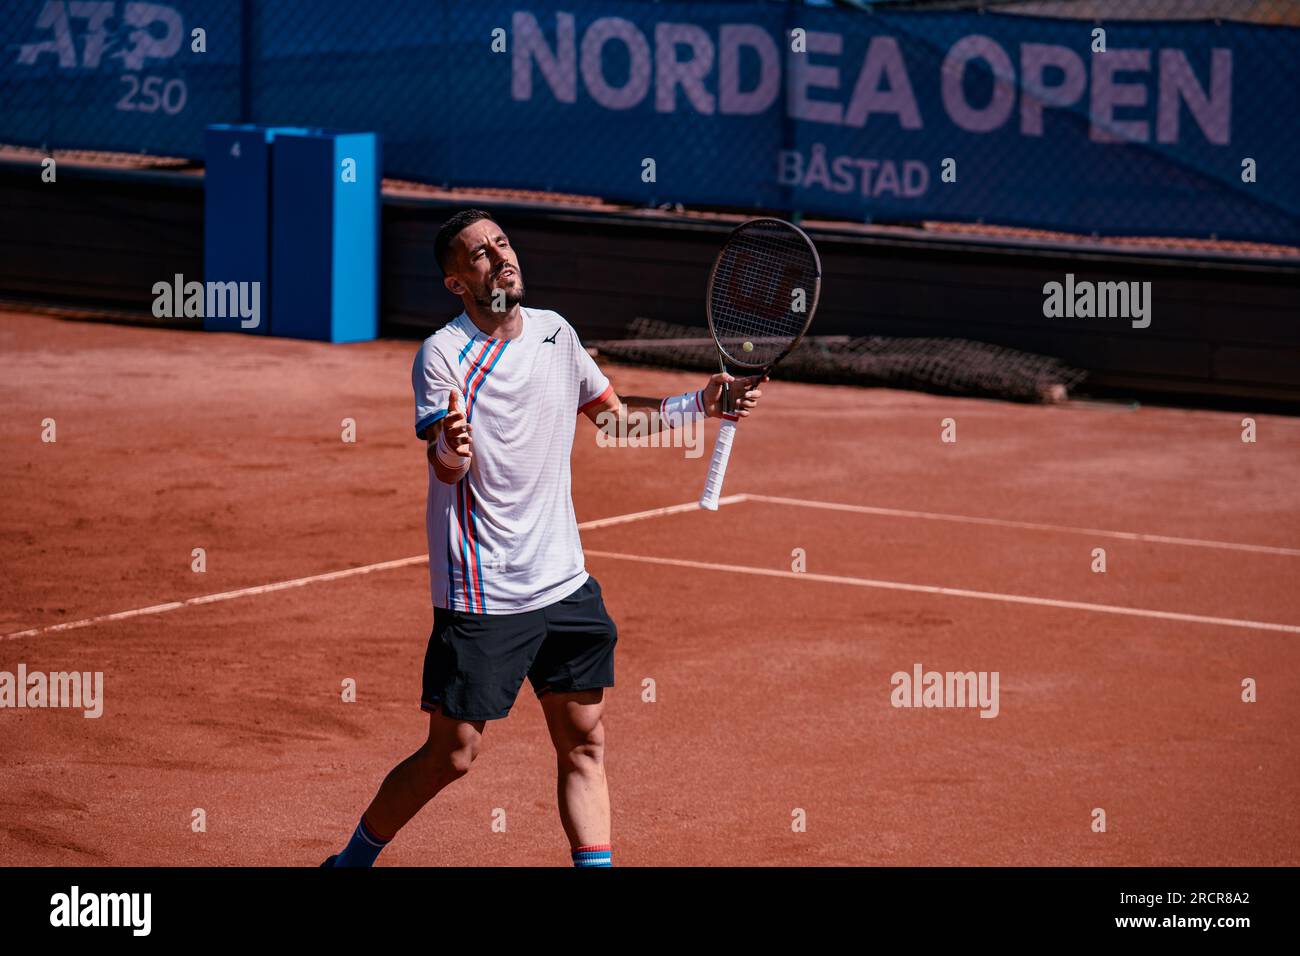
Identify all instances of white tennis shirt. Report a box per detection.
[412,307,613,613]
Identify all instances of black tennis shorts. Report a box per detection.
[420,576,617,721]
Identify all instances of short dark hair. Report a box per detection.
[434,208,495,275]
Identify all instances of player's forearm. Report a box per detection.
[585,386,729,440]
[620,392,708,432]
[601,397,666,435]
[618,395,670,433]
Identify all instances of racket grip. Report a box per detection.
[699,418,738,511]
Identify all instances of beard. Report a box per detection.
[472,273,525,311]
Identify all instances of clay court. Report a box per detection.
[2,307,1297,866]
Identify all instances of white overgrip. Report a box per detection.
[699,418,738,511]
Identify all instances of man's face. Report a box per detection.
[444,219,525,312]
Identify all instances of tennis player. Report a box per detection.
[324,209,763,867]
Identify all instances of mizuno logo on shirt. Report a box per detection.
[543,329,560,344]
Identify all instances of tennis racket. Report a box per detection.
[699,217,821,511]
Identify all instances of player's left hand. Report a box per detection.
[702,372,766,419]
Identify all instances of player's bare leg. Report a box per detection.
[328,709,484,866]
[541,688,610,857]
[365,709,485,836]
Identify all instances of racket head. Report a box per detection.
[705,217,822,371]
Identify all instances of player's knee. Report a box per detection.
[417,738,478,788]
[557,724,605,771]
[568,740,604,771]
[445,741,479,777]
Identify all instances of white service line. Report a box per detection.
[2,497,742,642]
[740,494,1300,558]
[1,555,430,642]
[583,550,1300,634]
[577,495,745,530]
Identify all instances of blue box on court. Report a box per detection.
[269,130,381,343]
[203,124,310,335]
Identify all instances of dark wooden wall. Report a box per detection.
[3,160,1297,405]
[0,164,204,311]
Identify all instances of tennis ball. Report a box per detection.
[742,341,754,352]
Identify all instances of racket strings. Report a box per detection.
[710,222,819,366]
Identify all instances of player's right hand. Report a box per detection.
[442,388,472,462]
[702,372,766,419]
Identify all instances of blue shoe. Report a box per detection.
[320,854,338,868]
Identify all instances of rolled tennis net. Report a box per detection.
[590,318,1087,404]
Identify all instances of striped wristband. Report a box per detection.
[659,389,706,428]
[433,428,467,469]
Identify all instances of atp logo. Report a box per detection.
[17,1,185,71]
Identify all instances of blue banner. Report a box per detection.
[2,0,1297,244]
[0,0,240,157]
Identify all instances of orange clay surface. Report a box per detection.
[2,309,1298,866]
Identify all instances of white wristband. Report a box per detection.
[660,389,706,428]
[434,426,467,470]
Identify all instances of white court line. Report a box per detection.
[740,494,1300,558]
[584,550,1300,634]
[1,555,430,642]
[2,497,744,642]
[578,495,745,530]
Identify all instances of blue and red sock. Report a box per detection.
[335,815,392,868]
[572,843,612,867]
